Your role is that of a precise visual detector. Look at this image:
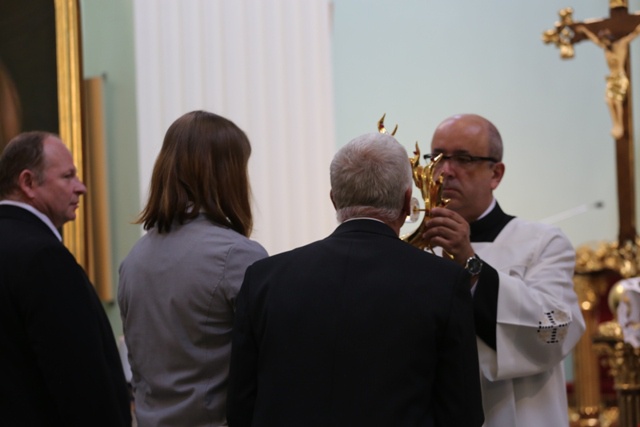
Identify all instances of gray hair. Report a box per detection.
[330,132,412,223]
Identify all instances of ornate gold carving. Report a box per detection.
[576,238,640,279]
[599,321,624,340]
[571,274,608,427]
[589,282,640,427]
[574,274,605,311]
[592,337,640,424]
[542,8,576,59]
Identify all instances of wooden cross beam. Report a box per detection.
[543,0,640,247]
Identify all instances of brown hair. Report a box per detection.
[137,110,254,236]
[0,131,50,198]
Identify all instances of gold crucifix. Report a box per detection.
[543,0,640,247]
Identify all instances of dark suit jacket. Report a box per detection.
[0,205,131,426]
[227,219,484,427]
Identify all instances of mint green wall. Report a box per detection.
[332,0,640,251]
[80,0,139,337]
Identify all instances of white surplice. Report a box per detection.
[472,216,585,427]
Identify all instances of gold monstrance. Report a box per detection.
[377,114,449,250]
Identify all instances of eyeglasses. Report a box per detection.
[423,153,499,167]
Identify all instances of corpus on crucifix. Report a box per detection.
[543,2,640,141]
[575,23,640,139]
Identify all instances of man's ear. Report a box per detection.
[17,169,37,199]
[491,162,505,190]
[403,188,412,217]
[330,190,336,210]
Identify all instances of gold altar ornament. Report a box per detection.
[593,280,640,427]
[376,114,449,250]
[576,237,640,279]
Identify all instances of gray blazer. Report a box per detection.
[118,214,267,427]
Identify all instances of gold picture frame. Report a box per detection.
[55,0,113,301]
[55,0,86,269]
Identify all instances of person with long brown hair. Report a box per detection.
[118,110,267,427]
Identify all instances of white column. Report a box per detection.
[133,0,337,254]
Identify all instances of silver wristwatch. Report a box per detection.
[464,254,482,276]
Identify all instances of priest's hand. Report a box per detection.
[422,207,475,267]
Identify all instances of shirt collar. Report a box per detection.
[0,200,62,241]
[342,217,386,224]
[476,198,496,221]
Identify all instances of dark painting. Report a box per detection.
[0,0,59,149]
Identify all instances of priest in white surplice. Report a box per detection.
[421,114,585,427]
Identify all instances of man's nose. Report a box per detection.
[437,158,455,176]
[75,179,87,194]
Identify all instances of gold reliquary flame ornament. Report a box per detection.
[377,114,450,251]
[377,113,398,136]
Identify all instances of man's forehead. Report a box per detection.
[432,122,488,149]
[43,135,64,148]
[42,137,75,167]
[43,136,71,154]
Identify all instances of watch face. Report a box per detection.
[466,256,482,275]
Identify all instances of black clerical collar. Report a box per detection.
[469,202,515,242]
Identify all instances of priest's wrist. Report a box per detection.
[464,254,483,276]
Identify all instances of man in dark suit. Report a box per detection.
[227,132,484,427]
[0,131,132,426]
